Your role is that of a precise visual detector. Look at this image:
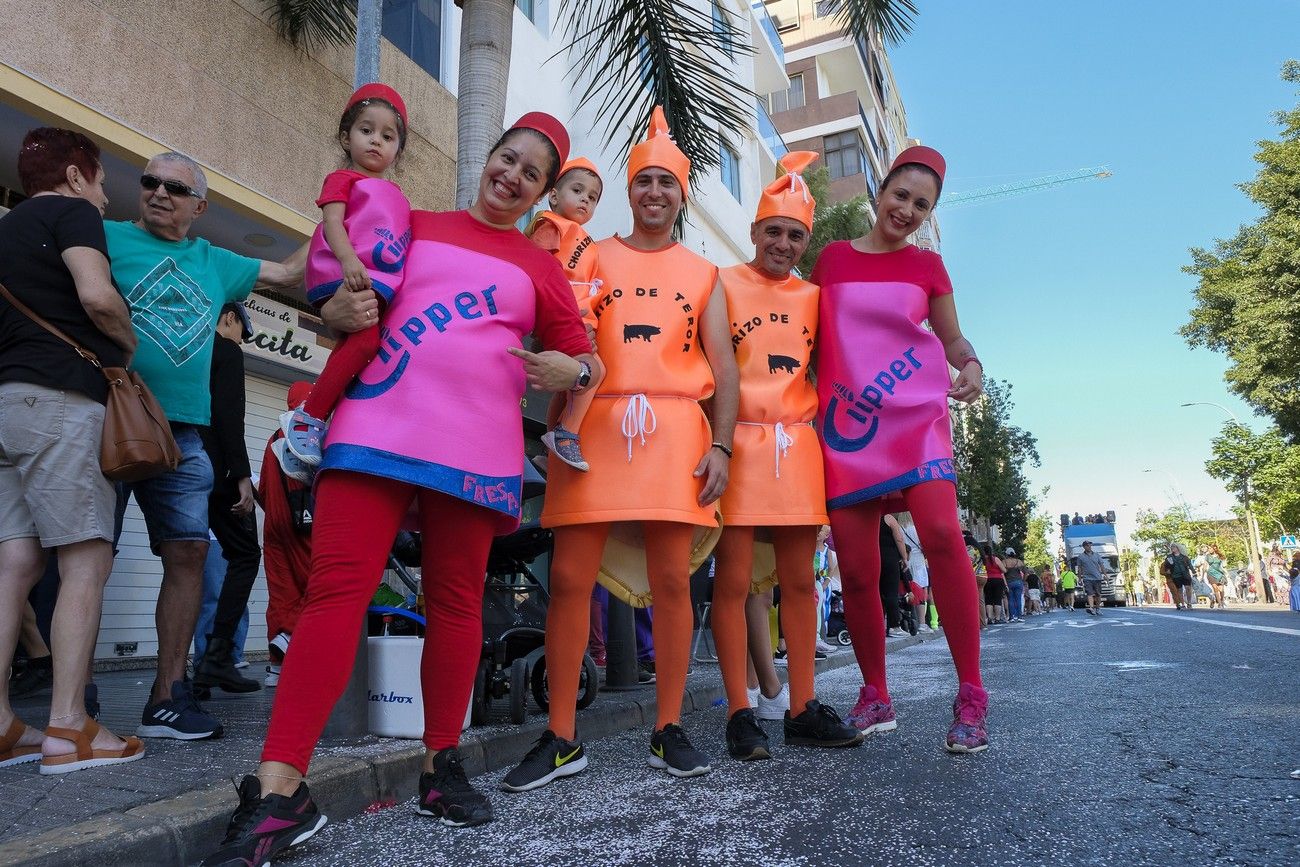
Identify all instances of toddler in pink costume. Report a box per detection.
[279,83,412,479]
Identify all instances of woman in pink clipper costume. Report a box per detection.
[201,112,595,867]
[812,145,991,754]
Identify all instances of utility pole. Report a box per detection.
[355,0,382,87]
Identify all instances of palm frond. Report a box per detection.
[819,0,917,46]
[262,0,357,51]
[558,0,756,190]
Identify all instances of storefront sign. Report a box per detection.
[242,294,330,375]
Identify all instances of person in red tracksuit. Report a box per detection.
[259,382,314,686]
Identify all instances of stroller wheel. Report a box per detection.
[508,658,528,725]
[471,659,491,726]
[837,629,852,646]
[530,653,601,712]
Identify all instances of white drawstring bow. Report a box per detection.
[620,394,657,461]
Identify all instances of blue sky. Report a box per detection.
[889,0,1300,542]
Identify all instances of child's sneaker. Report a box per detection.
[280,408,327,467]
[541,426,589,472]
[945,682,989,754]
[846,684,897,734]
[272,439,314,485]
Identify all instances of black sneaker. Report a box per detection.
[725,708,771,761]
[814,649,828,661]
[500,729,588,792]
[138,680,223,740]
[417,748,492,827]
[9,655,53,697]
[648,724,711,778]
[200,775,326,866]
[637,661,656,684]
[773,649,788,666]
[784,700,866,748]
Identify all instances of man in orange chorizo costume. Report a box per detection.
[712,152,863,760]
[502,107,739,790]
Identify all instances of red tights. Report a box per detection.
[830,481,982,703]
[712,526,817,715]
[261,471,495,773]
[545,522,693,741]
[303,325,381,420]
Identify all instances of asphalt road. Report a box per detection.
[280,606,1300,867]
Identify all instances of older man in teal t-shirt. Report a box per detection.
[105,151,305,741]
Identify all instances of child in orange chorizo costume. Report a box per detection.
[503,108,738,791]
[713,152,863,759]
[526,157,606,471]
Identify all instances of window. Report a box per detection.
[768,0,800,32]
[712,1,735,57]
[720,142,742,202]
[824,130,865,180]
[767,73,805,113]
[515,0,535,18]
[382,0,441,81]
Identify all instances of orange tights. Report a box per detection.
[713,526,818,716]
[545,522,694,741]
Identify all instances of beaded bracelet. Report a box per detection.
[960,355,982,370]
[711,442,733,458]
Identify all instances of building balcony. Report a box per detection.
[749,1,789,94]
[756,96,789,161]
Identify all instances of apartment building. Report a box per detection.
[2,0,787,661]
[759,0,940,250]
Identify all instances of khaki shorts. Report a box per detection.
[0,382,114,546]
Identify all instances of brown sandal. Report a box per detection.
[0,717,41,768]
[40,718,145,775]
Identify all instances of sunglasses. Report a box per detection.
[140,173,203,199]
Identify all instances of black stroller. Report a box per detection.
[470,460,599,725]
[826,590,851,646]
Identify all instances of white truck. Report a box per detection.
[1061,517,1125,606]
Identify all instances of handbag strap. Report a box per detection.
[0,280,102,369]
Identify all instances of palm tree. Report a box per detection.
[262,0,915,206]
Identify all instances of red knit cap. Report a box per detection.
[889,145,946,183]
[510,112,571,168]
[346,83,408,129]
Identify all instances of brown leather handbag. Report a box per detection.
[0,282,180,482]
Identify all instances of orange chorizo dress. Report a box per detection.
[528,210,601,328]
[541,237,719,529]
[718,263,827,528]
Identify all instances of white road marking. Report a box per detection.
[1128,608,1300,637]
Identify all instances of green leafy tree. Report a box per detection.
[1022,505,1053,571]
[1182,61,1300,437]
[798,166,871,274]
[1119,548,1141,580]
[1206,421,1300,534]
[952,380,1041,551]
[1131,506,1249,567]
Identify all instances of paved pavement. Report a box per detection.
[274,606,1300,867]
[0,627,928,866]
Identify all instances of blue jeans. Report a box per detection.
[193,539,248,664]
[114,425,213,554]
[1007,580,1025,619]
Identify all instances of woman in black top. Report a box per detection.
[0,128,141,774]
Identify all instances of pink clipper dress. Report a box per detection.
[812,242,957,510]
[319,210,589,532]
[306,170,412,306]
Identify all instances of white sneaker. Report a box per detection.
[234,660,249,670]
[815,640,837,654]
[264,665,280,687]
[754,683,790,721]
[270,632,291,655]
[746,686,760,709]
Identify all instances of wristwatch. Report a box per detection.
[571,360,592,391]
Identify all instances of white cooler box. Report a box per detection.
[367,636,472,738]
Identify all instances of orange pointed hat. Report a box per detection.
[558,156,602,185]
[626,106,691,193]
[754,151,819,231]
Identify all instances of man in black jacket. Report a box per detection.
[194,303,261,693]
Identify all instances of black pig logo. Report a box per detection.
[768,354,800,374]
[624,324,661,343]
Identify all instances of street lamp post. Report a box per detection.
[1180,402,1266,603]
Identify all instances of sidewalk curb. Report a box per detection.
[1,632,938,867]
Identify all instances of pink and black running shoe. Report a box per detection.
[201,775,326,866]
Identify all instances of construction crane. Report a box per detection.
[940,166,1112,209]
